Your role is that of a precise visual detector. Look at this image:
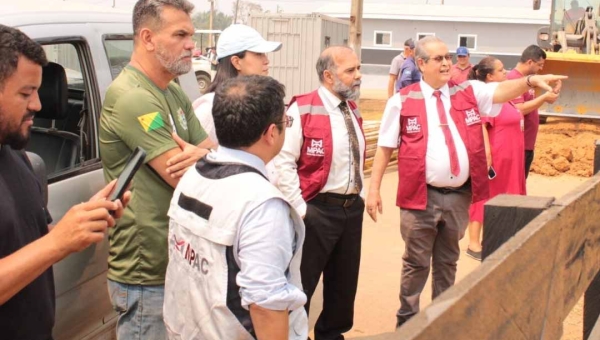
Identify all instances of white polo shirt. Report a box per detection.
[378,80,501,188]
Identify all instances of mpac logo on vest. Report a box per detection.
[306,138,325,157]
[170,232,209,274]
[406,117,421,134]
[464,109,481,126]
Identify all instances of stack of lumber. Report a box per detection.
[363,120,398,176]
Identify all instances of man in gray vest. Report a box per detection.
[164,75,307,339]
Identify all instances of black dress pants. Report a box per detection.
[301,194,364,340]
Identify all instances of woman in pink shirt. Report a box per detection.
[466,56,526,261]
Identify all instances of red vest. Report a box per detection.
[396,81,489,210]
[290,90,364,202]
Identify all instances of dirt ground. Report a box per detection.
[307,171,589,340]
[326,98,598,339]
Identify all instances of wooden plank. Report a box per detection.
[540,175,600,339]
[585,271,600,340]
[587,307,600,340]
[482,195,555,260]
[372,174,600,340]
[583,140,600,340]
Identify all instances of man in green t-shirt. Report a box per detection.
[99,0,213,338]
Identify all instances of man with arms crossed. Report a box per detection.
[99,0,213,338]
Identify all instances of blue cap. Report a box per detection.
[456,46,469,56]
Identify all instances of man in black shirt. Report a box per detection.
[0,24,130,339]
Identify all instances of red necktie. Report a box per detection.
[433,90,461,177]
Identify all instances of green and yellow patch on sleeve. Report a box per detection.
[138,112,165,132]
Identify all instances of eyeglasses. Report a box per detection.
[424,54,452,63]
[278,115,294,128]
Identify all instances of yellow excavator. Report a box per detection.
[534,0,600,120]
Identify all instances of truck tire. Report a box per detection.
[196,73,211,94]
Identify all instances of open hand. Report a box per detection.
[166,133,210,178]
[366,190,383,222]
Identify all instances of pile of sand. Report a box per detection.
[532,118,600,177]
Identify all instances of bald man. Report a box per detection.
[273,46,365,339]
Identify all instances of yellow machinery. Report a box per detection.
[535,0,600,119]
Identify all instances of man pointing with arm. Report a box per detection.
[366,36,566,329]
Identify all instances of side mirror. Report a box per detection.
[533,0,541,10]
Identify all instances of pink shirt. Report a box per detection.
[507,69,538,151]
[450,64,472,84]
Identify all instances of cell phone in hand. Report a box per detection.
[488,166,497,180]
[109,147,146,202]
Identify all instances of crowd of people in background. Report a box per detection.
[0,0,567,338]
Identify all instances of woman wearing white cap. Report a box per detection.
[193,24,282,144]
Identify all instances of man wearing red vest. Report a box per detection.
[366,36,566,328]
[273,45,365,340]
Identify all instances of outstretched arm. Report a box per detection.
[493,74,567,104]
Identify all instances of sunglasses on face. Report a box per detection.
[426,54,453,63]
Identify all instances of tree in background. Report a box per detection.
[192,10,232,50]
[232,0,264,24]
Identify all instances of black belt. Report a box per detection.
[427,179,471,195]
[312,193,359,208]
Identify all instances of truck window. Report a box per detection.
[44,44,84,90]
[27,41,99,182]
[103,36,134,79]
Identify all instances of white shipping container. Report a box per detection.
[249,13,350,102]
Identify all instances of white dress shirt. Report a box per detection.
[378,80,502,188]
[273,86,366,217]
[208,147,306,311]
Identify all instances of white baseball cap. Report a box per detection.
[217,24,282,60]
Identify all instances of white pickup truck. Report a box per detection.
[192,29,221,93]
[193,56,216,93]
[1,1,201,339]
